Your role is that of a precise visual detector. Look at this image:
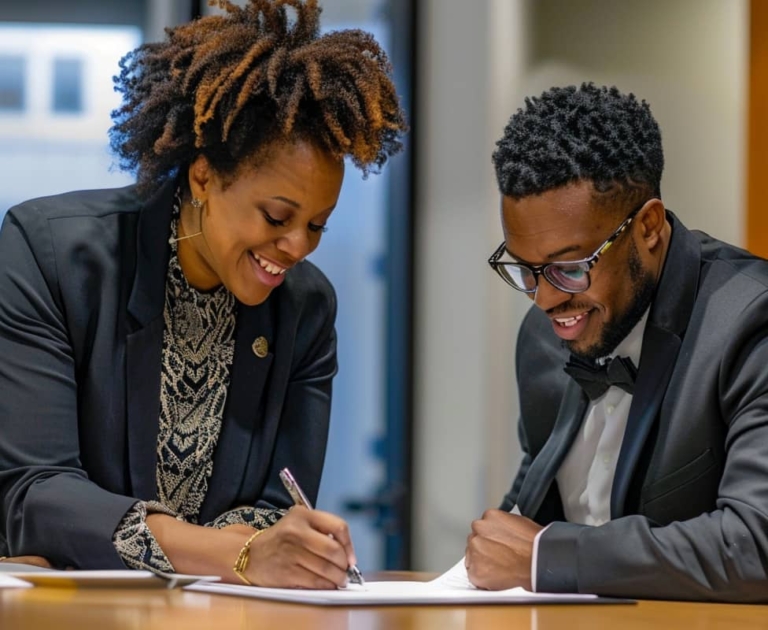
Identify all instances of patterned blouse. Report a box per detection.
[112,193,284,572]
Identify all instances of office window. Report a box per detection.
[0,24,140,222]
[0,55,25,111]
[52,57,83,113]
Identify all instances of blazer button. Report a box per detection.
[252,336,269,358]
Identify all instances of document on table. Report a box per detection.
[185,559,633,606]
[6,570,220,589]
[0,573,32,589]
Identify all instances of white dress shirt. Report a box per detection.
[531,310,649,590]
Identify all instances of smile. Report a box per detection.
[250,252,287,276]
[553,312,589,328]
[549,309,593,341]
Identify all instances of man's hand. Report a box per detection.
[465,509,543,591]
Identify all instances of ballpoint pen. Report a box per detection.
[279,467,365,586]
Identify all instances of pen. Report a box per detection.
[279,467,365,586]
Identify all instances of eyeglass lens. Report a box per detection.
[500,265,538,292]
[543,263,591,292]
[501,262,591,293]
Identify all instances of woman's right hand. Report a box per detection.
[237,506,356,589]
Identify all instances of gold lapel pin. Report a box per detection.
[252,336,269,358]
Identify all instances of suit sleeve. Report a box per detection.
[500,421,531,511]
[536,290,768,603]
[500,306,560,512]
[255,280,338,511]
[0,210,136,568]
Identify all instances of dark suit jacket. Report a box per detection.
[500,212,768,602]
[0,182,337,569]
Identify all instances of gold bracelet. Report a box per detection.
[233,529,265,586]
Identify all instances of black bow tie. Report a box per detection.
[563,355,638,401]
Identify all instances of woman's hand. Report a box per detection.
[147,508,356,589]
[0,555,54,569]
[236,506,356,589]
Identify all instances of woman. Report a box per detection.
[0,0,406,589]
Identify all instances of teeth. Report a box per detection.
[554,312,588,327]
[251,253,286,276]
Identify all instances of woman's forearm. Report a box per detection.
[146,513,249,581]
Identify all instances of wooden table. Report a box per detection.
[1,571,765,629]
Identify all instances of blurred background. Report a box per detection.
[0,0,765,573]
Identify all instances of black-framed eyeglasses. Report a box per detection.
[488,200,650,294]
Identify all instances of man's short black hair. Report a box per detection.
[492,83,664,204]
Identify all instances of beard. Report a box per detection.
[565,239,656,361]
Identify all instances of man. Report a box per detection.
[465,83,768,602]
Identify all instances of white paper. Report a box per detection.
[429,557,475,590]
[185,561,601,606]
[8,570,220,589]
[0,574,32,589]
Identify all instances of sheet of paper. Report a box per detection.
[8,570,220,589]
[185,559,617,607]
[186,578,611,606]
[429,557,474,590]
[0,574,32,589]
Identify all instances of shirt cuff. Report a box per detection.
[530,523,552,592]
[205,505,286,529]
[535,521,584,593]
[112,500,177,573]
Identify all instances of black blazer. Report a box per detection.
[0,182,337,569]
[501,213,768,602]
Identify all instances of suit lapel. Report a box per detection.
[610,323,680,517]
[517,379,589,519]
[126,318,165,499]
[198,299,276,523]
[125,182,175,500]
[610,212,701,517]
